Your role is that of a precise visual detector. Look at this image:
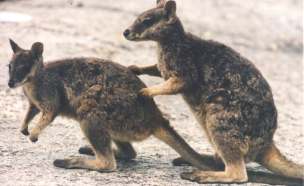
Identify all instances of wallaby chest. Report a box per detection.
[23,83,41,109]
[157,46,176,80]
[157,43,193,80]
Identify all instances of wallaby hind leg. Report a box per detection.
[181,143,247,183]
[78,141,136,160]
[181,113,248,184]
[54,120,116,172]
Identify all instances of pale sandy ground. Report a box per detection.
[0,0,303,185]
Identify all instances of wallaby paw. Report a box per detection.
[20,128,29,136]
[139,88,154,97]
[128,65,142,75]
[29,134,38,143]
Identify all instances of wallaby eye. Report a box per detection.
[142,18,154,27]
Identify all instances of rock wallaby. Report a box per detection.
[8,39,211,172]
[124,0,304,185]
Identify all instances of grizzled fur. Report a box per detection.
[125,0,303,184]
[8,39,212,172]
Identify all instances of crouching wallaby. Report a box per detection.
[124,0,304,185]
[7,39,211,172]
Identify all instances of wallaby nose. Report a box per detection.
[123,29,130,37]
[8,80,14,88]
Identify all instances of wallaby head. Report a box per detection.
[8,39,44,88]
[124,0,182,42]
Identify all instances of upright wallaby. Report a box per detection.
[7,39,212,172]
[124,0,303,184]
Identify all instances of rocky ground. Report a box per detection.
[0,0,302,185]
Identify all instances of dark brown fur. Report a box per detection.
[124,0,303,185]
[8,39,213,172]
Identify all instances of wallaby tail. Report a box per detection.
[247,170,303,186]
[245,142,304,186]
[153,120,214,170]
[258,143,304,179]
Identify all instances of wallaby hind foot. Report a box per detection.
[181,164,247,184]
[54,120,116,172]
[53,157,116,172]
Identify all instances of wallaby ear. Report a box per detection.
[164,1,176,17]
[156,0,165,6]
[31,42,44,59]
[9,39,22,53]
